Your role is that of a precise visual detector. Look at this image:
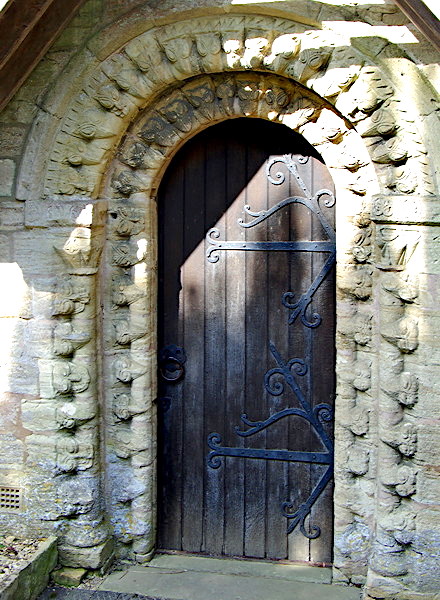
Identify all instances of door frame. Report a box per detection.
[101,71,379,565]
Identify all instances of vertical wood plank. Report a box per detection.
[310,158,335,564]
[265,147,291,560]
[222,128,247,557]
[243,132,268,558]
[287,150,313,562]
[181,139,206,552]
[203,129,227,554]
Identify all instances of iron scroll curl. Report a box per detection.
[206,154,336,328]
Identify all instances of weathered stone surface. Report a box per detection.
[0,393,21,432]
[404,518,440,594]
[56,475,99,517]
[0,328,39,393]
[334,521,371,574]
[25,197,107,229]
[0,97,39,126]
[58,539,114,570]
[0,124,28,157]
[0,536,57,600]
[0,160,15,196]
[0,434,24,465]
[372,195,440,225]
[12,231,63,277]
[52,566,87,587]
[415,467,440,504]
[62,514,109,548]
[107,458,147,503]
[14,110,59,200]
[0,202,24,228]
[0,264,28,317]
[0,234,10,262]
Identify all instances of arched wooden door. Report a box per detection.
[157,118,335,563]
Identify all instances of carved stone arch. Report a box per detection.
[18,11,439,594]
[107,72,375,197]
[30,13,436,201]
[101,69,380,567]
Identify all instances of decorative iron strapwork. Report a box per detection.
[206,154,336,329]
[206,154,335,539]
[207,342,333,538]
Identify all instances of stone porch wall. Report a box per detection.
[0,1,439,598]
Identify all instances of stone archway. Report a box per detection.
[100,68,378,564]
[18,11,439,597]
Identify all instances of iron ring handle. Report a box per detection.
[160,357,185,382]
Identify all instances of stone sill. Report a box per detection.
[0,536,58,600]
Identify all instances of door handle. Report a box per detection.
[159,344,186,382]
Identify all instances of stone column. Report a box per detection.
[366,194,438,598]
[27,198,113,570]
[102,192,157,562]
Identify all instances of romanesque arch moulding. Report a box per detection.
[22,12,440,598]
[101,68,379,570]
[42,13,436,200]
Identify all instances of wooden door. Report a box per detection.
[157,118,335,563]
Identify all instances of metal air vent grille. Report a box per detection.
[0,486,22,513]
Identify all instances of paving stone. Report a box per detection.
[99,557,361,600]
[90,593,130,599]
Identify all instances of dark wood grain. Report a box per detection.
[265,147,291,560]
[157,158,185,549]
[287,155,313,562]
[157,118,335,563]
[243,137,268,558]
[310,160,335,564]
[181,139,206,552]
[203,133,227,555]
[223,134,246,557]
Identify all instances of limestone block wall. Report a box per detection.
[0,1,439,599]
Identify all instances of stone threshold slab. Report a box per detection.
[98,554,361,600]
[137,554,332,583]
